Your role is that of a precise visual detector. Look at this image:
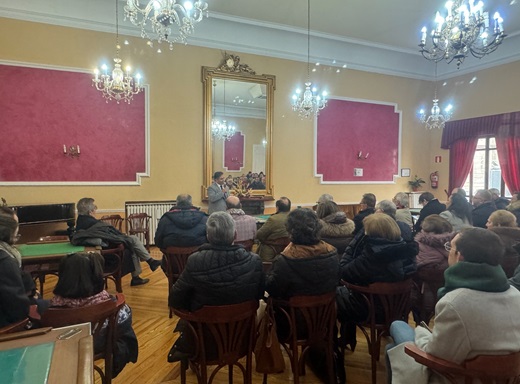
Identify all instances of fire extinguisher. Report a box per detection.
[430,171,439,189]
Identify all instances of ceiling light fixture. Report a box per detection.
[93,0,144,104]
[124,0,208,51]
[291,0,328,119]
[212,80,236,141]
[419,64,453,129]
[419,0,506,68]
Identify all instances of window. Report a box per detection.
[462,137,511,198]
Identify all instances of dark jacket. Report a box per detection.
[154,208,208,249]
[340,237,418,285]
[353,208,375,235]
[472,201,497,228]
[494,197,510,210]
[414,199,447,232]
[266,242,339,300]
[489,226,520,277]
[0,250,30,328]
[72,220,129,248]
[169,244,264,312]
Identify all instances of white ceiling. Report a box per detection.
[1,0,519,80]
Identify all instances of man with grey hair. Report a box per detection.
[393,192,413,229]
[226,196,257,242]
[73,197,161,286]
[489,188,509,210]
[317,193,334,205]
[167,211,264,362]
[472,189,497,228]
[375,200,413,241]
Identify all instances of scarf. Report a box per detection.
[438,261,510,299]
[0,240,22,268]
[282,240,336,259]
[50,290,111,308]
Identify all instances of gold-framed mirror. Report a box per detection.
[202,54,276,201]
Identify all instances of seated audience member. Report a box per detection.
[225,175,236,190]
[49,252,138,377]
[450,187,467,197]
[317,193,334,205]
[489,188,510,210]
[168,212,264,362]
[439,193,473,232]
[375,200,413,241]
[155,194,207,249]
[386,228,520,384]
[486,210,520,277]
[316,201,354,254]
[393,192,413,229]
[471,189,497,228]
[411,215,454,323]
[0,208,31,328]
[338,214,417,349]
[414,192,446,233]
[256,197,291,261]
[353,193,377,235]
[225,196,257,242]
[507,191,520,225]
[72,198,161,286]
[249,175,265,190]
[207,171,229,214]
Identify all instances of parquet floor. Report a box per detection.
[43,247,390,383]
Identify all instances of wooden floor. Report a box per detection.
[43,247,390,384]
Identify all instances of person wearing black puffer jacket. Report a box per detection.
[167,211,264,363]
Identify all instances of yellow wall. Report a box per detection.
[1,17,518,211]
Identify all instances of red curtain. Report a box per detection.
[496,124,520,193]
[449,138,479,194]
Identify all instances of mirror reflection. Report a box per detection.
[202,63,275,200]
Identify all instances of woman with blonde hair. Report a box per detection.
[486,210,520,277]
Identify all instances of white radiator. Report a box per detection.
[125,200,176,245]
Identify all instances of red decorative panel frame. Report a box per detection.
[315,98,401,184]
[223,131,245,171]
[0,62,149,185]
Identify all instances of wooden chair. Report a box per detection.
[262,261,273,273]
[272,292,337,384]
[412,266,446,325]
[235,239,254,251]
[100,215,124,232]
[40,293,125,384]
[342,279,413,384]
[126,213,151,250]
[0,318,30,334]
[100,244,126,293]
[262,236,290,256]
[404,343,520,384]
[162,246,199,318]
[171,300,259,384]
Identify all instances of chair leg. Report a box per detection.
[228,364,233,384]
[180,359,187,384]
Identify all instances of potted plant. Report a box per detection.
[408,175,426,192]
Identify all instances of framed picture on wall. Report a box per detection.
[401,168,411,177]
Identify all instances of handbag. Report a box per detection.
[254,299,285,374]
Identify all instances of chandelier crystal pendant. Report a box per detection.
[291,0,328,119]
[419,0,506,68]
[212,80,236,141]
[419,89,453,130]
[124,0,209,51]
[93,0,144,104]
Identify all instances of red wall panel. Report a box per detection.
[316,98,400,183]
[0,64,147,183]
[224,132,245,171]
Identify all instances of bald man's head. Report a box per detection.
[226,196,241,209]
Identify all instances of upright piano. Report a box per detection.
[10,203,76,243]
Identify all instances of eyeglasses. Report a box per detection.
[444,242,452,252]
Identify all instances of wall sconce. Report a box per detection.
[63,145,80,158]
[357,151,369,160]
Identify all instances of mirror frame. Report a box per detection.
[201,58,276,201]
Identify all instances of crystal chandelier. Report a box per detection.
[124,0,208,51]
[93,0,143,104]
[419,0,506,68]
[419,88,453,130]
[212,81,236,141]
[292,0,328,119]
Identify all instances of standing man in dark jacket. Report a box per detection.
[168,211,264,362]
[414,192,446,232]
[472,189,497,228]
[353,193,377,235]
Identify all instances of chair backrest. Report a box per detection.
[0,318,29,334]
[405,343,520,384]
[126,213,151,232]
[263,236,290,255]
[343,279,412,328]
[40,294,125,384]
[100,215,124,232]
[172,300,258,366]
[162,246,199,286]
[235,239,254,252]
